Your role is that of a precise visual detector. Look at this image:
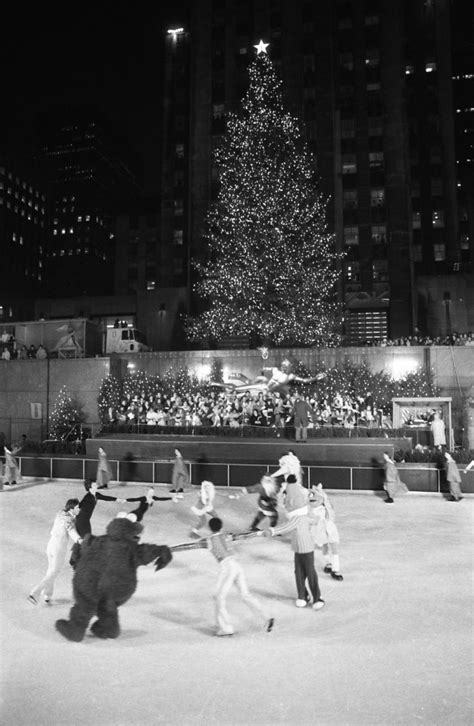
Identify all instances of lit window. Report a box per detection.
[425,62,437,73]
[342,154,357,174]
[147,280,156,290]
[53,229,58,235]
[370,188,385,207]
[371,225,386,243]
[372,259,388,281]
[434,244,445,261]
[432,211,444,228]
[412,212,421,229]
[406,65,415,75]
[344,226,359,245]
[369,151,384,167]
[173,230,184,245]
[343,190,358,209]
[61,228,66,234]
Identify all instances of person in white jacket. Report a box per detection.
[28,499,82,604]
[190,481,218,536]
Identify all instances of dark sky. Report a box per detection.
[3,3,189,191]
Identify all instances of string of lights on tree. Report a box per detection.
[186,42,344,346]
[49,385,84,439]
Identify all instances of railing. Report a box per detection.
[5,454,461,494]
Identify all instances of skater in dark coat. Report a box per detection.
[240,475,280,531]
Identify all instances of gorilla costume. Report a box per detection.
[55,513,172,642]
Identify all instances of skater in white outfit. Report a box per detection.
[28,498,82,604]
[3,445,22,486]
[271,450,303,489]
[190,480,219,536]
[171,517,274,637]
[309,483,343,580]
[96,447,112,489]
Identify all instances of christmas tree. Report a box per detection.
[186,42,343,346]
[49,385,84,439]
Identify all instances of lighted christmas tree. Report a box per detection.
[49,385,84,439]
[186,42,343,346]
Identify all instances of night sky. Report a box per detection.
[3,3,189,191]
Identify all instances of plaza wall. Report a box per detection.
[1,346,473,446]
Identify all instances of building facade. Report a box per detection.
[160,0,472,342]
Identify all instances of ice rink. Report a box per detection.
[1,479,473,726]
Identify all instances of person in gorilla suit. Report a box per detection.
[55,512,172,642]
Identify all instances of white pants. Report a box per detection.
[30,538,70,600]
[214,556,266,634]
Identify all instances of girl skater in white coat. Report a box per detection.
[28,498,82,604]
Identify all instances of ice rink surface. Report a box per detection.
[1,479,473,726]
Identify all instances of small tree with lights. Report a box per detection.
[49,385,84,439]
[186,41,343,346]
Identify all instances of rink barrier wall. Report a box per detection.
[12,456,474,494]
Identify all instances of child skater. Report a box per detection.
[309,483,343,581]
[240,475,280,531]
[259,474,325,611]
[28,498,82,605]
[190,480,219,536]
[171,517,274,637]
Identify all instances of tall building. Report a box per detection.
[160,0,472,342]
[0,153,47,321]
[37,110,143,297]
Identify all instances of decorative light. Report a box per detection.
[254,39,269,55]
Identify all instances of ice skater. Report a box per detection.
[259,475,325,611]
[3,445,22,486]
[170,448,190,493]
[190,480,219,536]
[123,487,178,522]
[382,452,409,503]
[271,450,303,489]
[70,480,124,568]
[309,483,343,580]
[240,475,280,531]
[444,452,463,501]
[171,517,274,637]
[96,446,112,489]
[28,498,82,605]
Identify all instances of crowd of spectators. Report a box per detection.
[107,388,395,433]
[356,332,474,347]
[1,331,48,360]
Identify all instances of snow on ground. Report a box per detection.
[1,479,473,726]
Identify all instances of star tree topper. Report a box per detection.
[254,39,269,55]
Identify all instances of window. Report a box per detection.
[368,116,383,136]
[342,154,357,174]
[174,199,184,215]
[460,233,470,249]
[369,151,384,168]
[371,225,386,243]
[432,210,444,228]
[213,104,225,119]
[176,143,184,158]
[425,62,437,73]
[372,259,388,281]
[345,261,360,281]
[339,53,353,71]
[434,244,445,261]
[147,280,156,290]
[344,226,359,245]
[341,118,355,138]
[413,245,422,262]
[366,49,380,67]
[343,190,358,209]
[173,230,183,245]
[367,82,381,91]
[412,212,421,229]
[370,188,385,207]
[365,15,379,25]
